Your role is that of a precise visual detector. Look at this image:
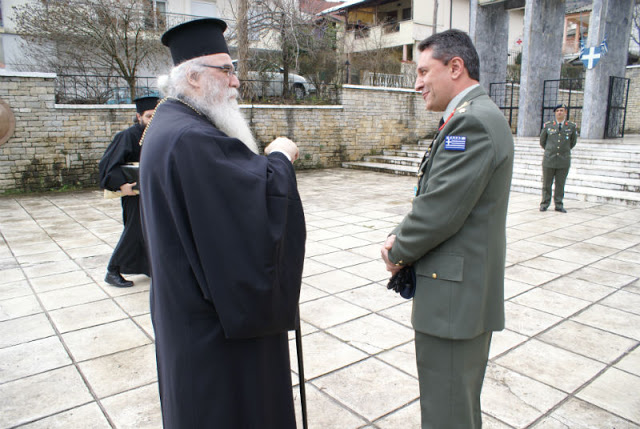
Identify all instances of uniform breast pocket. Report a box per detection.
[415,253,464,282]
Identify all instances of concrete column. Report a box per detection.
[469,0,509,93]
[517,0,565,137]
[580,0,635,139]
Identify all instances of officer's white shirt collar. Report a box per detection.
[442,84,480,122]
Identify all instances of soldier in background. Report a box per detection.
[540,103,578,213]
[99,96,158,287]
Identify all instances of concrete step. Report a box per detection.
[342,161,418,176]
[344,136,640,205]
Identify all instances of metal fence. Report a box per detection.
[55,74,338,105]
[55,74,158,104]
[541,78,584,130]
[489,81,520,133]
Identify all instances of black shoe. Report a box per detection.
[105,270,134,287]
[540,206,548,212]
[555,207,567,213]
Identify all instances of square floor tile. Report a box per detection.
[29,271,94,293]
[293,384,368,429]
[542,276,615,302]
[300,295,370,329]
[343,260,390,282]
[288,331,368,379]
[18,402,111,429]
[100,383,162,429]
[599,290,640,316]
[379,301,413,329]
[39,283,108,311]
[573,304,640,340]
[577,368,640,424]
[302,259,334,277]
[511,288,590,318]
[615,344,640,377]
[79,344,157,398]
[22,260,80,279]
[115,291,151,317]
[0,336,71,383]
[0,366,93,428]
[0,294,42,321]
[62,319,152,362]
[336,283,404,312]
[327,313,414,354]
[504,302,562,337]
[374,400,421,429]
[313,357,419,421]
[482,362,566,428]
[312,250,371,269]
[496,339,606,393]
[531,397,640,429]
[377,342,418,378]
[569,266,637,288]
[304,270,371,294]
[539,320,637,364]
[590,257,640,278]
[49,299,127,333]
[520,256,583,275]
[489,329,528,359]
[0,313,55,348]
[505,265,560,286]
[545,242,618,265]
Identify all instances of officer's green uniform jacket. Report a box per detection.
[389,86,514,340]
[540,120,577,168]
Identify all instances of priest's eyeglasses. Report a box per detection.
[200,64,237,77]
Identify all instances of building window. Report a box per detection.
[191,1,218,18]
[146,0,167,29]
[402,7,412,21]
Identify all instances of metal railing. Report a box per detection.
[55,74,338,105]
[55,74,158,104]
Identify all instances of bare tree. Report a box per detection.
[13,0,166,101]
[632,4,640,63]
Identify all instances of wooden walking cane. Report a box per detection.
[295,308,308,429]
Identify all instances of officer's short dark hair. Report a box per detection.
[417,30,480,82]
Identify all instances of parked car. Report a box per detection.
[232,60,315,99]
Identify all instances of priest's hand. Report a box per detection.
[381,234,402,276]
[265,137,299,162]
[120,182,137,196]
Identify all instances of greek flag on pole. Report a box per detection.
[580,35,608,69]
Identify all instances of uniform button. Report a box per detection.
[396,260,404,266]
[432,273,437,279]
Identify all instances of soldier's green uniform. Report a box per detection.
[389,84,514,428]
[540,118,577,211]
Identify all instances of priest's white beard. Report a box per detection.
[189,75,260,154]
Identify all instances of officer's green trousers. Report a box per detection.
[415,331,492,429]
[541,166,569,209]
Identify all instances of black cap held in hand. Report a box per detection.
[161,18,229,65]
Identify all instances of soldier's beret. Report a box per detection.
[553,104,567,112]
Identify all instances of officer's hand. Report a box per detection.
[265,137,299,162]
[120,182,137,196]
[381,234,401,275]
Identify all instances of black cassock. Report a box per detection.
[99,123,149,276]
[139,99,306,429]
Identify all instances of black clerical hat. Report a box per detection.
[161,18,229,65]
[553,103,567,112]
[134,96,159,114]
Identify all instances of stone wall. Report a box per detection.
[0,72,437,193]
[625,66,640,134]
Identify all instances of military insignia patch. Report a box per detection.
[444,136,466,151]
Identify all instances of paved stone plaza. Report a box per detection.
[0,168,639,428]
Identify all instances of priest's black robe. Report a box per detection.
[99,123,149,276]
[139,99,306,429]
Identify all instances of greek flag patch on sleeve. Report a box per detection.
[444,136,466,151]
